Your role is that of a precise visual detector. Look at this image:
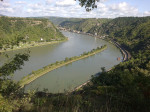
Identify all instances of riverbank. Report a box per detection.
[19,45,107,88]
[0,38,68,53]
[109,39,131,61]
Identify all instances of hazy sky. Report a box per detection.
[0,0,150,18]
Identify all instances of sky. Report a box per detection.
[0,0,150,18]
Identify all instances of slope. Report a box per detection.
[0,16,66,50]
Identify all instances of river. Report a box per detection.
[0,31,122,93]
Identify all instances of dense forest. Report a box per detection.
[47,16,84,26]
[0,16,66,50]
[89,17,150,52]
[59,18,111,33]
[0,16,150,112]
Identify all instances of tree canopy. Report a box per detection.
[76,0,99,11]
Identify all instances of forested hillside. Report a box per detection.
[89,17,150,51]
[60,18,111,33]
[0,17,66,50]
[47,16,83,26]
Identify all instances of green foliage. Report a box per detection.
[0,53,29,77]
[0,53,30,95]
[0,53,31,112]
[101,17,150,52]
[0,94,15,112]
[77,0,99,11]
[91,57,150,112]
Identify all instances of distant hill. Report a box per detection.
[0,14,5,16]
[60,18,111,33]
[45,16,84,25]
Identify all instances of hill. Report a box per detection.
[45,16,84,26]
[0,14,4,16]
[93,17,150,52]
[0,16,66,50]
[60,18,111,33]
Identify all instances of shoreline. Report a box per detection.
[109,39,131,61]
[0,39,68,53]
[19,45,107,88]
[59,27,96,37]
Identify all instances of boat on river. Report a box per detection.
[117,57,121,61]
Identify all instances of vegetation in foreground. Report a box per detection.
[19,45,107,88]
[0,16,149,112]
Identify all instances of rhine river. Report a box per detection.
[0,31,122,93]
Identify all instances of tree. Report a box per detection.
[76,0,99,11]
[0,53,30,95]
[65,57,69,61]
